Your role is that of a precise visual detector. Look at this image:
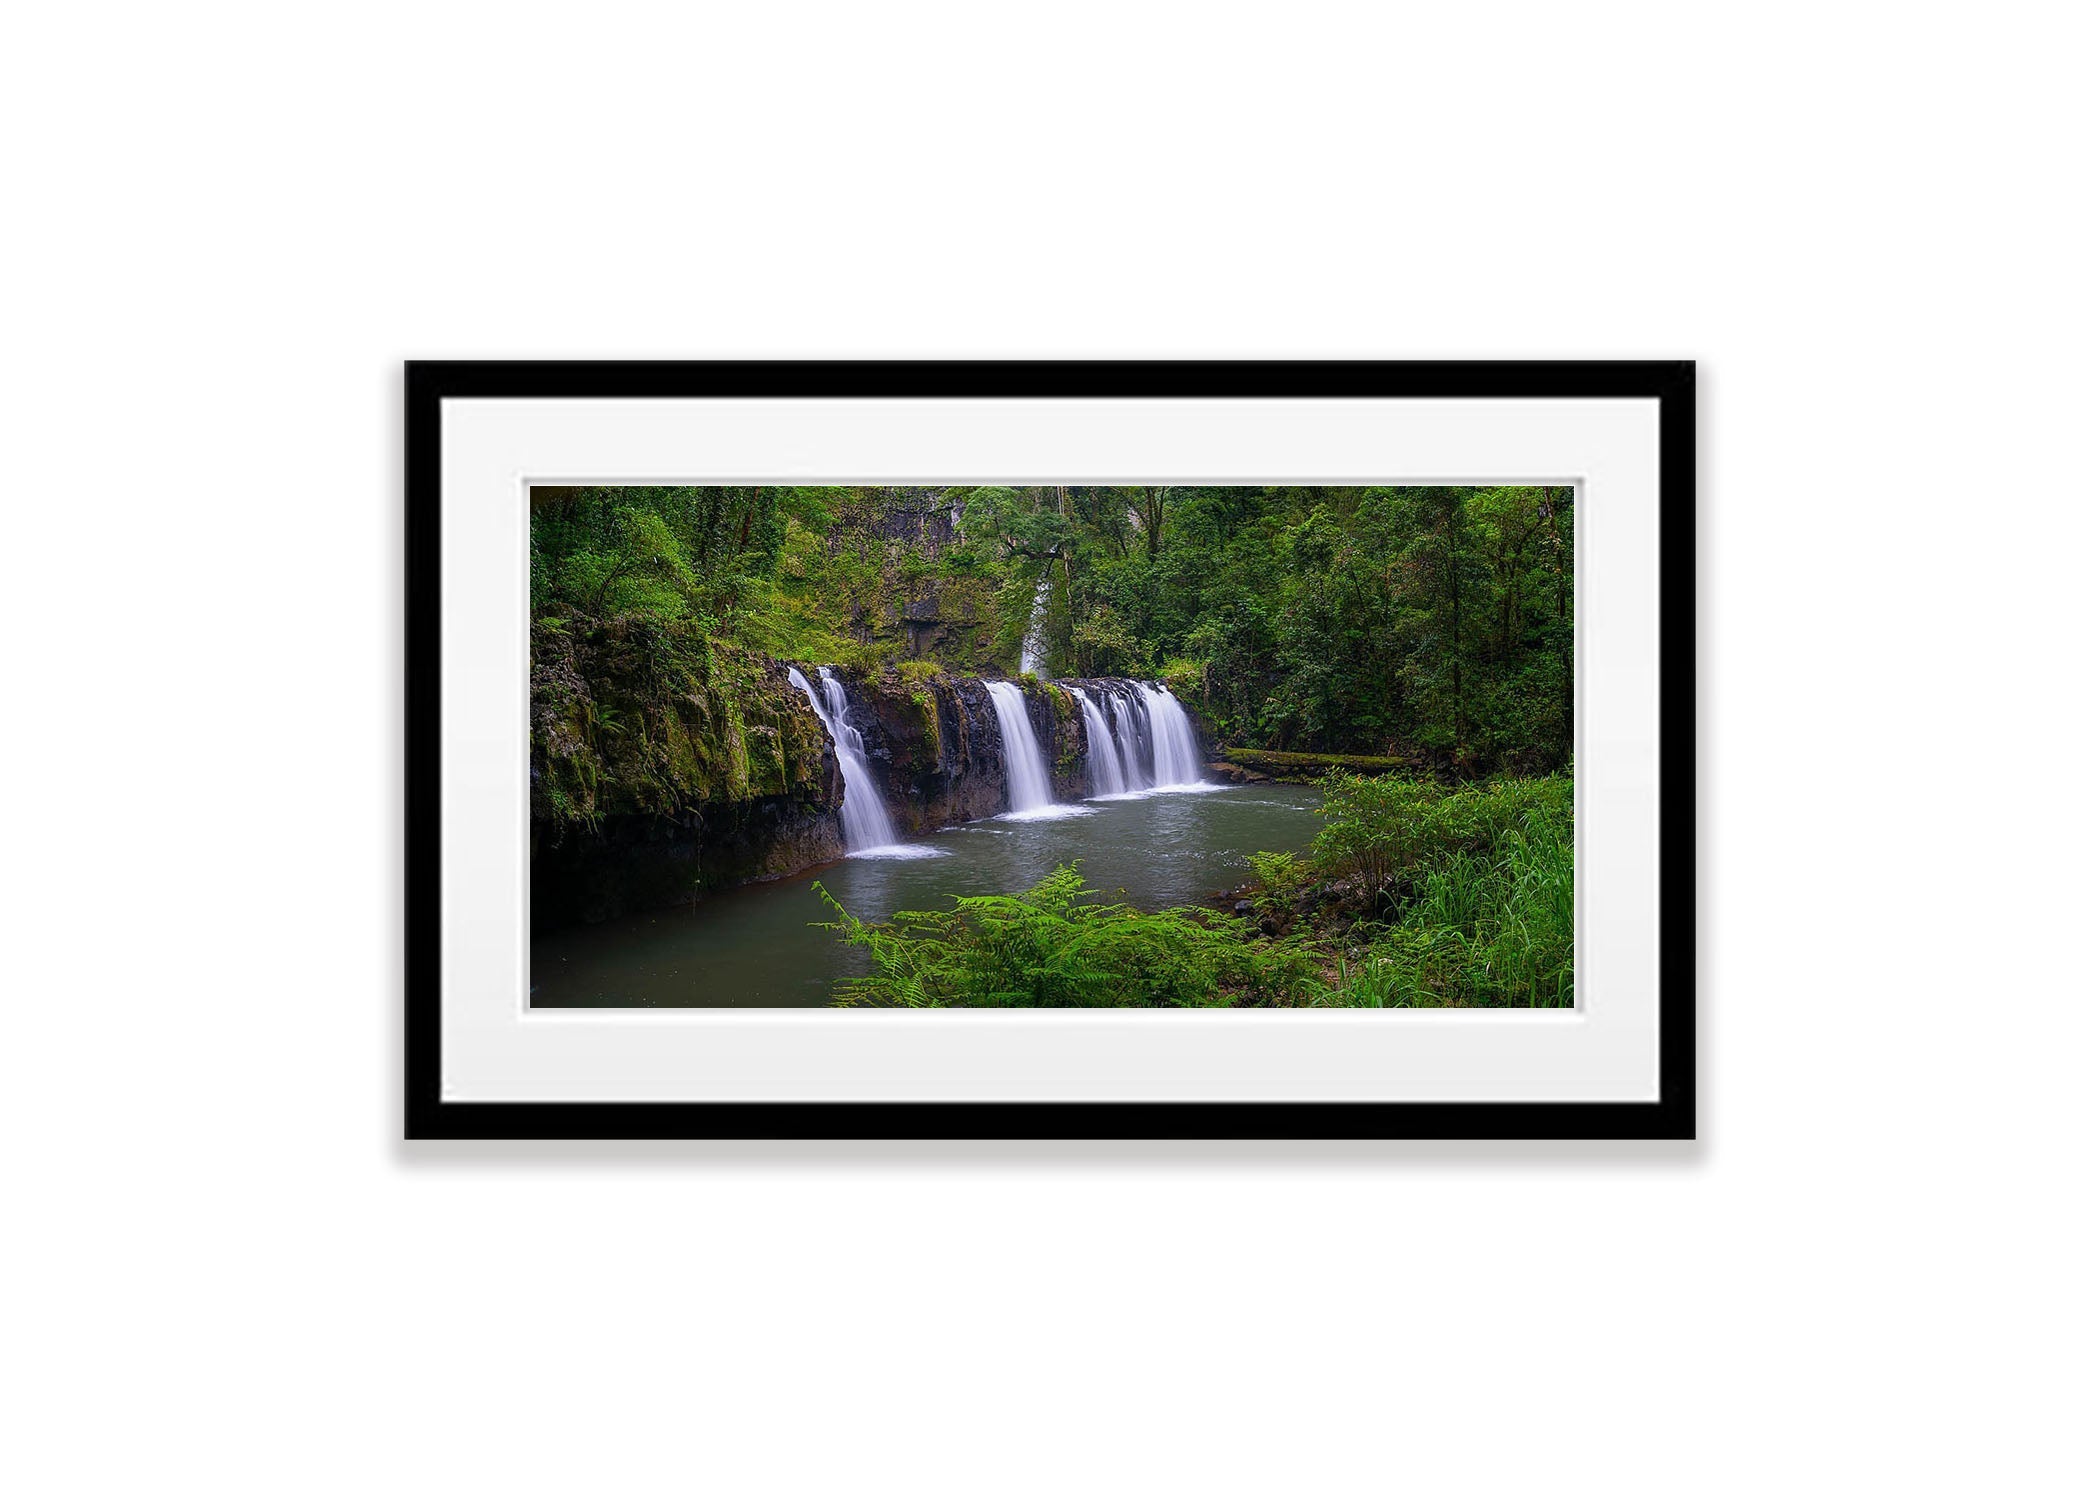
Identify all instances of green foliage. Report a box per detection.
[1310,772,1567,895]
[1246,850,1307,919]
[815,864,1321,1008]
[1310,773,1423,892]
[1304,776,1573,1007]
[530,608,830,830]
[979,483,1572,770]
[1070,602,1148,677]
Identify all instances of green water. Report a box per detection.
[530,782,1323,1007]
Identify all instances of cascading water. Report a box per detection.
[787,666,905,854]
[1068,687,1127,797]
[785,664,1205,858]
[1018,576,1051,677]
[1138,683,1204,787]
[1056,678,1210,796]
[982,680,1057,815]
[1104,682,1151,788]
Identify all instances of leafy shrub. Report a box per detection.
[1247,850,1308,919]
[1158,656,1205,698]
[550,506,697,618]
[1069,603,1147,678]
[1310,772,1568,895]
[1308,774,1422,892]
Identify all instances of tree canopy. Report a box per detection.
[529,483,1574,774]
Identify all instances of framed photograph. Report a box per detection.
[406,361,1693,1139]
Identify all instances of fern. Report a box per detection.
[814,864,1312,1008]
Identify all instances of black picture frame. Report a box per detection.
[406,360,1695,1140]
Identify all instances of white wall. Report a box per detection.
[6,4,2093,1496]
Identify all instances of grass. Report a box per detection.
[1301,786,1573,1007]
[1298,773,1572,1006]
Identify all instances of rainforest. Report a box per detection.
[529,483,1575,1008]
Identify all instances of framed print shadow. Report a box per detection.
[405,361,1694,1139]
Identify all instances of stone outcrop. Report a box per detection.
[830,668,1087,832]
[529,622,843,929]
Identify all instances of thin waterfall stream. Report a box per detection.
[983,680,1066,817]
[787,666,939,858]
[1018,577,1051,677]
[1069,687,1127,797]
[1104,684,1150,789]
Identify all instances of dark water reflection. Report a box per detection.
[531,783,1324,1008]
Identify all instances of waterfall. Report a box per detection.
[1104,682,1150,789]
[1018,576,1051,677]
[790,663,1204,852]
[1069,687,1127,797]
[1057,679,1209,795]
[787,666,902,853]
[1138,683,1205,787]
[983,680,1056,815]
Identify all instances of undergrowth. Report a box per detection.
[1302,775,1572,1007]
[814,865,1318,1007]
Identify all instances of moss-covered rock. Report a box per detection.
[532,613,832,824]
[832,666,1008,831]
[531,612,842,928]
[1023,679,1087,800]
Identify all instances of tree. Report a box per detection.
[1135,485,1170,557]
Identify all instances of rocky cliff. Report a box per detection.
[530,618,845,928]
[530,628,1094,928]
